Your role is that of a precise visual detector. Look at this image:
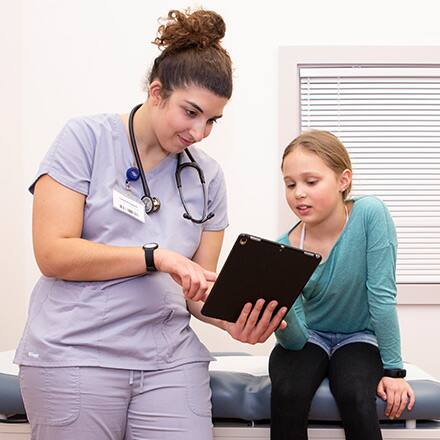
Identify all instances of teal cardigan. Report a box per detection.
[275,196,403,369]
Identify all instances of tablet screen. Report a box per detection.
[201,233,321,323]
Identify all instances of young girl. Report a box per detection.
[15,9,286,440]
[269,130,415,440]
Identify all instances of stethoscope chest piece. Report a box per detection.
[142,195,161,214]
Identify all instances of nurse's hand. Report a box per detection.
[377,377,415,419]
[223,299,288,344]
[154,248,217,302]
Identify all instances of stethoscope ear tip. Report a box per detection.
[182,212,214,223]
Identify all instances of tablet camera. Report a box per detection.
[239,236,248,245]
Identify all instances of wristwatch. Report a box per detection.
[142,243,158,272]
[383,368,407,378]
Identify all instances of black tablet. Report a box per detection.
[201,233,321,323]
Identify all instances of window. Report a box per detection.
[279,48,440,301]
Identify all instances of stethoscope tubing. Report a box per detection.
[127,104,214,223]
[128,104,155,207]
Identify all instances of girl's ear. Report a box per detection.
[339,168,352,193]
[148,80,164,106]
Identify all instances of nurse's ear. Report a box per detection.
[148,80,166,107]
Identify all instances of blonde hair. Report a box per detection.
[282,130,352,200]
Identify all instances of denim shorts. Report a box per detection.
[308,329,378,357]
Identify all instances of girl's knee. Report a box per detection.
[272,377,318,407]
[331,384,377,416]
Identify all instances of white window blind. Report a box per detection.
[299,65,440,283]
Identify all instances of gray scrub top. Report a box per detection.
[14,113,228,370]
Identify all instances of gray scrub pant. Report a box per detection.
[19,362,213,440]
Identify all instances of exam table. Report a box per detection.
[1,351,440,439]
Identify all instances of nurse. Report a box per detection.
[14,8,287,440]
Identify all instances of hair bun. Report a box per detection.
[153,9,226,52]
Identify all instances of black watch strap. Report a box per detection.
[143,243,158,272]
[383,368,407,378]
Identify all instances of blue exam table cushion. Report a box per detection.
[209,355,440,421]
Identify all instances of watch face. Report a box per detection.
[144,243,158,250]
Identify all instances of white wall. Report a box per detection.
[0,0,25,352]
[2,0,440,377]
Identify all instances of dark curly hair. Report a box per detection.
[147,9,233,99]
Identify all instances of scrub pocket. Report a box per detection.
[19,366,80,426]
[183,362,212,417]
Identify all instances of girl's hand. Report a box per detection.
[154,248,217,302]
[222,299,288,344]
[377,377,415,419]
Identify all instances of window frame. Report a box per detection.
[278,46,440,304]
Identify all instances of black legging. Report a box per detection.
[269,342,384,440]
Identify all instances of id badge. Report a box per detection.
[113,188,145,223]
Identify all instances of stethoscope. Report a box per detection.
[126,104,214,224]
